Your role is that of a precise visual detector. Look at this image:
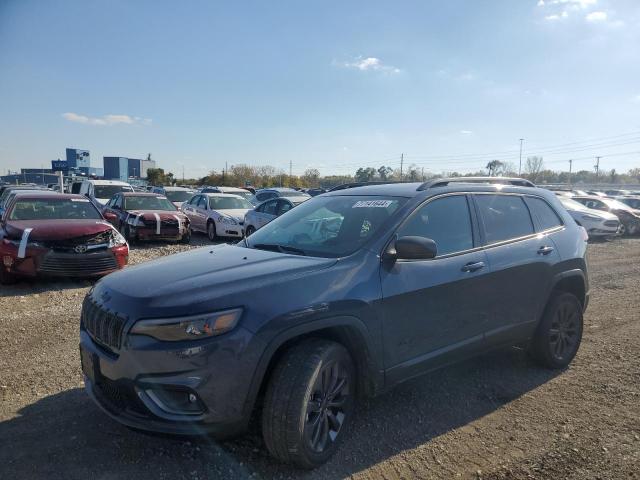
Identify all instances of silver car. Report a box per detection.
[558,196,620,238]
[244,196,309,236]
[182,193,254,241]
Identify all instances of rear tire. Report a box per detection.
[262,339,356,469]
[530,292,583,369]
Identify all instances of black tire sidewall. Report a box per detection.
[207,221,217,241]
[531,292,583,369]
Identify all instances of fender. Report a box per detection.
[241,314,384,418]
[548,268,588,310]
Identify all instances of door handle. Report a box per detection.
[537,246,554,255]
[461,261,485,272]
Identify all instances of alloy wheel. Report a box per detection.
[304,361,350,453]
[548,302,579,361]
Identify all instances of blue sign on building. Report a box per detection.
[51,160,68,172]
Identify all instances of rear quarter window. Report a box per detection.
[524,197,563,231]
[475,194,534,244]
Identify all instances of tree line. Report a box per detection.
[150,158,640,188]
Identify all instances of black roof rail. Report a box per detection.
[417,176,536,191]
[328,181,398,192]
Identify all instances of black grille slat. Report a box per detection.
[39,252,117,276]
[82,298,126,352]
[604,220,619,227]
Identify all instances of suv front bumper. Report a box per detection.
[79,326,266,438]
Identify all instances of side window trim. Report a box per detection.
[470,192,538,248]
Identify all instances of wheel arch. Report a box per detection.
[243,315,383,419]
[549,269,587,310]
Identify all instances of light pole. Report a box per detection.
[518,138,524,176]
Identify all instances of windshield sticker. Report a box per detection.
[352,200,393,208]
[70,198,90,202]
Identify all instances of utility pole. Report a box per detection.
[289,160,292,187]
[568,159,573,186]
[400,153,404,182]
[421,167,425,182]
[518,138,524,176]
[182,165,185,183]
[594,156,600,184]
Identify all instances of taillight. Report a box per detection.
[579,226,589,242]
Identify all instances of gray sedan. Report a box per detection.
[244,196,309,236]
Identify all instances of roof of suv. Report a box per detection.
[323,177,543,198]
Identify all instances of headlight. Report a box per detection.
[580,213,601,221]
[218,215,237,225]
[129,308,243,341]
[108,229,127,247]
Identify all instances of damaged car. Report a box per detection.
[571,195,640,236]
[0,193,128,284]
[102,193,191,244]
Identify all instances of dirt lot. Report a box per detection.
[1,235,639,479]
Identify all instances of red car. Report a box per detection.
[102,192,191,243]
[0,193,128,284]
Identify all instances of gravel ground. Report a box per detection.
[1,234,639,479]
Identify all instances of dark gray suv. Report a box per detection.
[79,177,589,469]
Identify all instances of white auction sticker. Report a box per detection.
[352,200,393,208]
[70,198,90,202]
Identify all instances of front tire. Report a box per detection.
[123,225,137,245]
[262,339,355,469]
[179,227,191,244]
[530,292,583,369]
[245,225,256,237]
[207,221,218,242]
[0,268,17,285]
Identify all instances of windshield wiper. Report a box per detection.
[251,243,306,256]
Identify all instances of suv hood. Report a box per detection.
[5,219,113,241]
[93,244,338,314]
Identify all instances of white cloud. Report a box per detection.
[460,130,473,135]
[62,112,152,126]
[341,56,401,74]
[585,10,607,21]
[545,11,569,20]
[632,95,640,103]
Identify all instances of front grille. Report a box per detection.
[604,220,619,227]
[43,230,114,252]
[142,218,178,227]
[39,251,117,276]
[82,298,127,351]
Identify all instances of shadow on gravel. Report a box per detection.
[0,348,562,479]
[0,277,94,298]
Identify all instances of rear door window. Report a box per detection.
[277,199,293,216]
[524,197,562,231]
[263,199,278,215]
[397,195,474,256]
[475,194,534,244]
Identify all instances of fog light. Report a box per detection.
[3,255,13,267]
[144,388,205,415]
[189,393,197,403]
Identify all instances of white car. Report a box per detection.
[200,186,257,205]
[78,179,134,207]
[151,186,196,209]
[558,196,620,238]
[182,193,254,241]
[244,196,309,236]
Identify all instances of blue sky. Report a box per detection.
[1,0,639,178]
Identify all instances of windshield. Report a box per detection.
[228,190,256,202]
[95,185,133,198]
[280,190,311,198]
[9,198,101,220]
[559,197,591,211]
[247,195,407,258]
[602,198,633,211]
[124,196,176,211]
[164,190,195,202]
[209,196,254,210]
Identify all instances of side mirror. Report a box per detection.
[389,236,438,260]
[103,212,118,223]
